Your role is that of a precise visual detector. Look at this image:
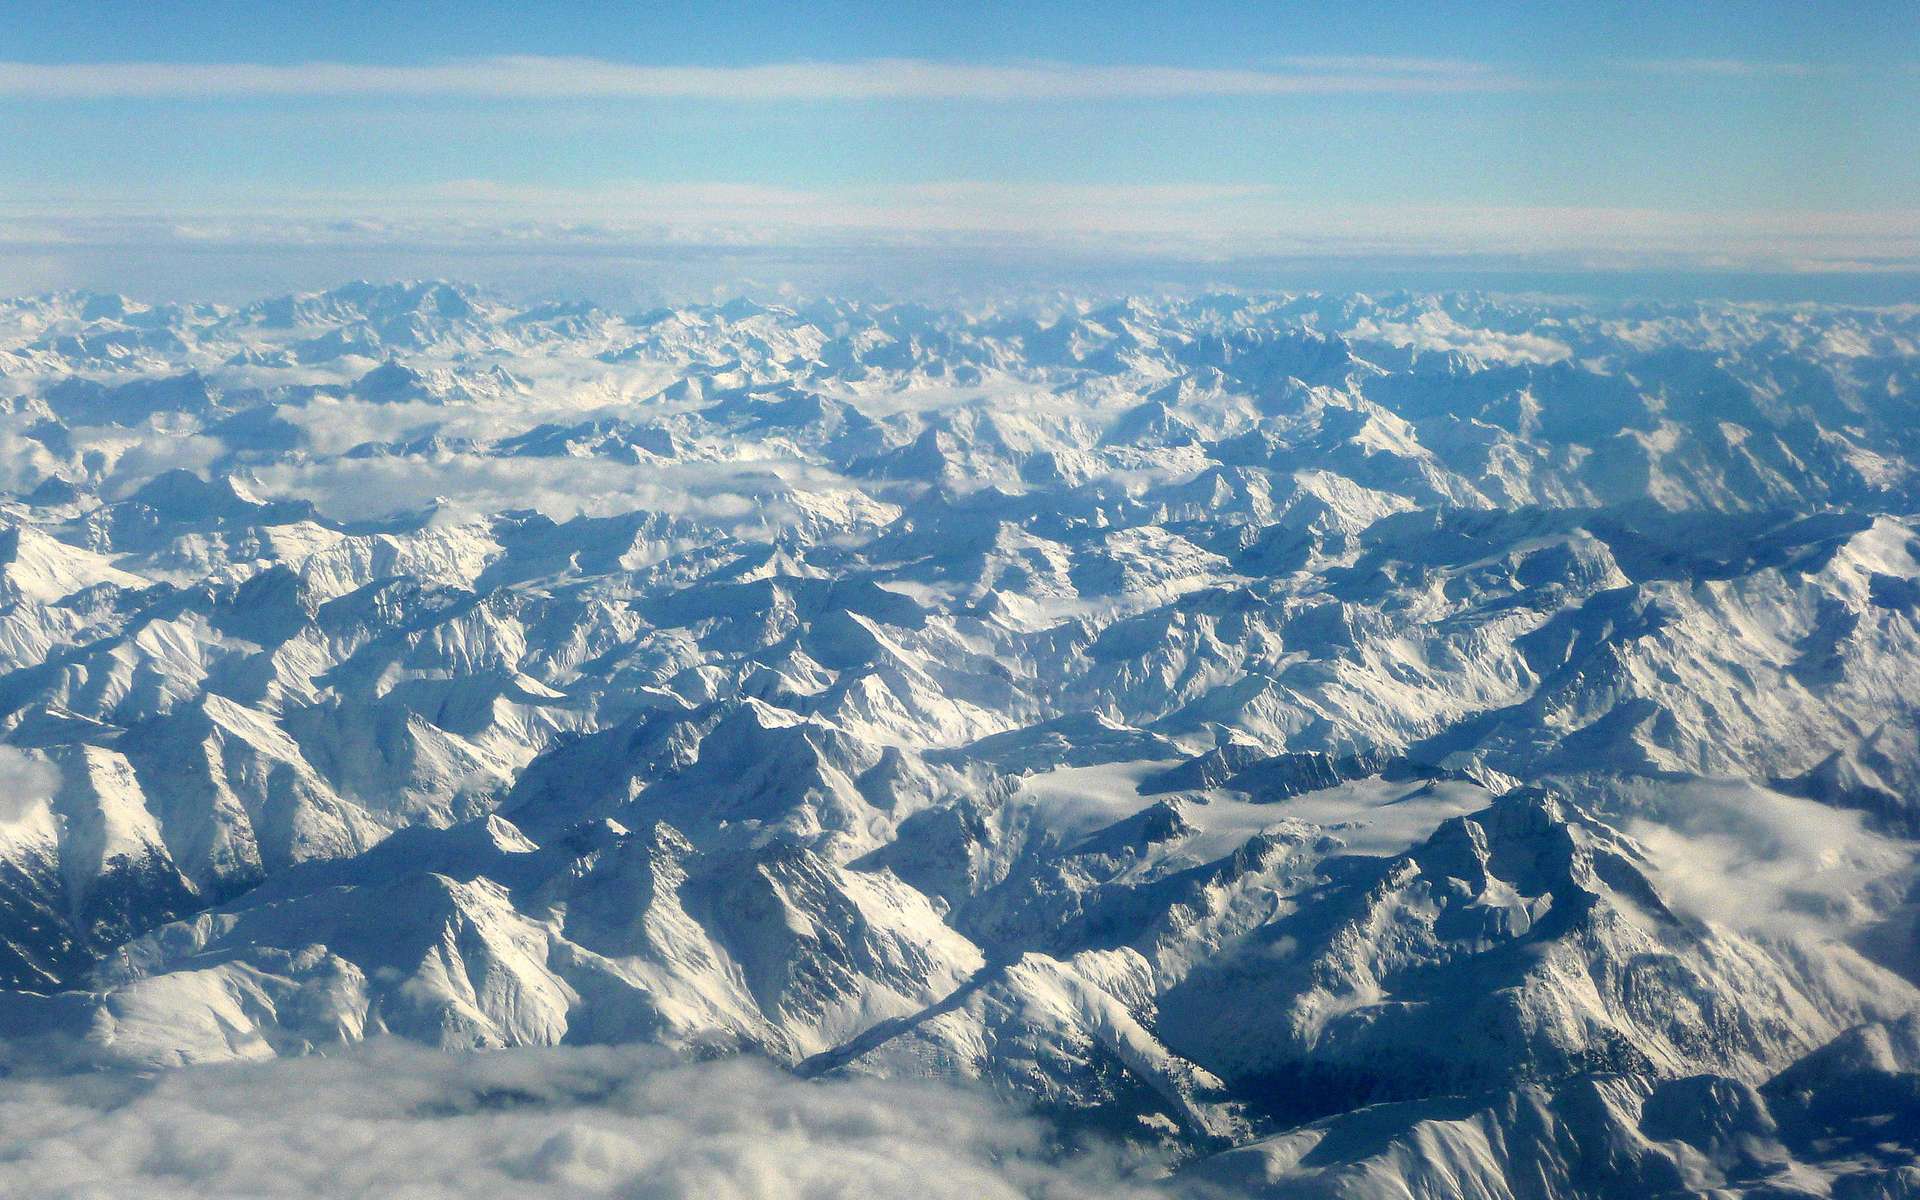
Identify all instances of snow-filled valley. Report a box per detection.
[0,282,1918,1197]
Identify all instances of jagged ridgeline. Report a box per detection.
[1,284,1918,1197]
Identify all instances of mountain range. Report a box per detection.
[0,282,1917,1197]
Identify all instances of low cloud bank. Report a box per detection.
[1626,779,1912,940]
[0,1041,1175,1199]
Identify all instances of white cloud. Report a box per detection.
[245,451,897,534]
[1273,55,1491,76]
[1344,309,1574,364]
[0,746,58,824]
[0,56,1521,101]
[1621,58,1816,78]
[0,1041,1173,1199]
[11,192,1915,276]
[1625,779,1913,939]
[99,431,229,496]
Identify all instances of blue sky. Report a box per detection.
[1,0,1916,291]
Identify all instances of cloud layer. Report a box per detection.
[1625,779,1914,940]
[7,199,1916,284]
[0,56,1514,101]
[0,1042,1174,1199]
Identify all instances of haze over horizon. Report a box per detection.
[3,0,1916,300]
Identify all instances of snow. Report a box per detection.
[0,283,1916,1194]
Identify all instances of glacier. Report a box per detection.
[0,283,1917,1197]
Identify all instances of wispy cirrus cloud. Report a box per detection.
[1621,58,1816,78]
[1,52,1857,103]
[1270,55,1491,75]
[0,55,1521,101]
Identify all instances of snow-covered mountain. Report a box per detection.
[1,282,1917,1197]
